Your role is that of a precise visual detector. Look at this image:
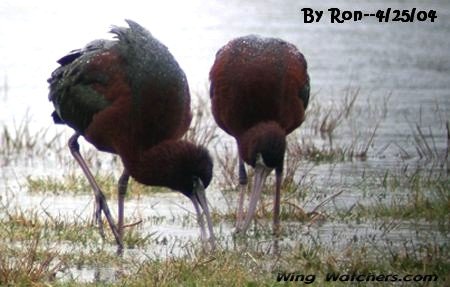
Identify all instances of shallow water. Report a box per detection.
[0,0,449,283]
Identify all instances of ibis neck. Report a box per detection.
[116,139,212,196]
[118,140,184,189]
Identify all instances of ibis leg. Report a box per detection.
[68,133,123,248]
[117,169,130,248]
[273,167,283,236]
[236,157,247,229]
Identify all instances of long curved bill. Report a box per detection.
[236,163,272,234]
[190,179,216,250]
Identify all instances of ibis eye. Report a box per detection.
[192,176,199,187]
[255,153,267,168]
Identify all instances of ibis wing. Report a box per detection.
[48,41,113,134]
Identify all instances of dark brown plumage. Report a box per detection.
[48,20,215,251]
[210,35,309,235]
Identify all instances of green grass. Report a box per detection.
[0,200,446,286]
[0,228,67,286]
[1,88,449,286]
[0,246,64,286]
[2,162,449,286]
[1,223,445,286]
[25,172,170,197]
[337,169,450,233]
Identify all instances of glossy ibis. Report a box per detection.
[48,20,215,250]
[210,35,309,235]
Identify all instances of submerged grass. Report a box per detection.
[119,251,266,286]
[1,87,449,286]
[1,207,447,287]
[0,237,66,286]
[25,172,170,197]
[3,158,449,286]
[341,169,450,237]
[0,217,68,286]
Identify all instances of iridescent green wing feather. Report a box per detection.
[48,40,112,133]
